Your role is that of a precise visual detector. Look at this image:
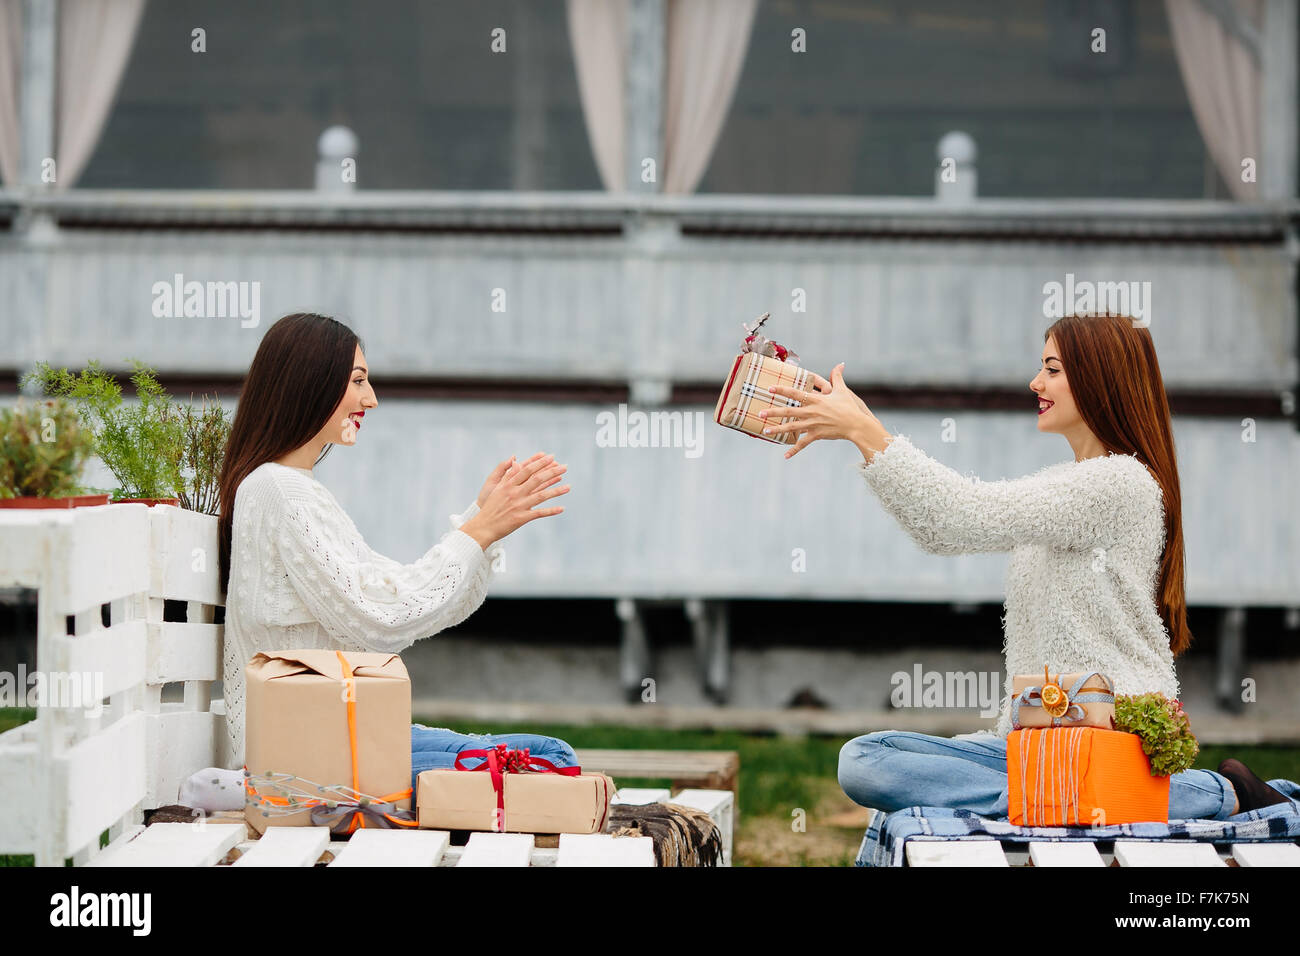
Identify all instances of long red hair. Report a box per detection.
[1045,313,1192,656]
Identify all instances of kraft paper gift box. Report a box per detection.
[715,312,808,446]
[1010,669,1116,730]
[1007,726,1170,827]
[243,649,415,836]
[417,747,616,834]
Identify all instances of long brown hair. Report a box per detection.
[217,313,362,595]
[1045,313,1191,656]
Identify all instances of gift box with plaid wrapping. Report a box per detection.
[714,313,807,445]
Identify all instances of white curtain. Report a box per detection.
[1163,0,1262,200]
[0,0,21,185]
[567,0,757,194]
[0,0,146,187]
[567,0,626,192]
[663,0,757,194]
[57,0,146,187]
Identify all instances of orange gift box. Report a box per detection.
[1007,726,1170,827]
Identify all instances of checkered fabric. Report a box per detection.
[714,351,810,446]
[855,779,1300,867]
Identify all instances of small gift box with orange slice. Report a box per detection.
[1010,667,1115,730]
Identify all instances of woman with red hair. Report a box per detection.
[762,313,1290,821]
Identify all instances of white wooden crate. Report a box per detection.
[0,504,222,865]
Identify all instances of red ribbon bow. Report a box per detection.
[453,744,581,832]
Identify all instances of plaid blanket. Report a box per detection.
[856,779,1300,867]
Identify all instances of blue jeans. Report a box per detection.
[410,723,579,796]
[838,730,1237,821]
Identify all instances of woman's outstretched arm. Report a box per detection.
[858,433,1161,555]
[274,484,492,654]
[760,364,1161,556]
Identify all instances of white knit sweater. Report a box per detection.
[222,462,502,769]
[857,433,1179,737]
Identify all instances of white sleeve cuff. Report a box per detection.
[442,527,490,567]
[450,500,481,529]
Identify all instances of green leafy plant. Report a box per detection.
[171,396,232,515]
[0,398,94,499]
[1112,692,1199,776]
[23,360,184,500]
[21,361,232,513]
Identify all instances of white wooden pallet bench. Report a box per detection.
[865,802,1300,867]
[0,504,735,867]
[903,838,1300,867]
[81,785,733,867]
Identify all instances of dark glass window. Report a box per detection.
[704,0,1221,198]
[82,0,1251,198]
[81,0,600,189]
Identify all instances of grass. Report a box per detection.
[2,708,1298,867]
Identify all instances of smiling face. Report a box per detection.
[1030,335,1082,434]
[316,344,377,447]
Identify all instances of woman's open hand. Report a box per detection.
[461,453,569,551]
[476,452,548,509]
[759,363,892,461]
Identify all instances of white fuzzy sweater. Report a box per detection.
[857,433,1179,737]
[222,462,502,769]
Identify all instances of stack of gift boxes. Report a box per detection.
[243,650,614,838]
[1006,668,1171,826]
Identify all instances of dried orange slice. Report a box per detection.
[1039,668,1070,718]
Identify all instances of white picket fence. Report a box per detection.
[0,504,735,867]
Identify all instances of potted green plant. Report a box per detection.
[1111,692,1200,776]
[22,360,184,506]
[21,360,233,513]
[0,397,107,508]
[169,395,232,515]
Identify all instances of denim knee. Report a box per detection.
[838,733,893,808]
[541,735,578,765]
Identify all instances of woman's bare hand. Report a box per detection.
[461,453,569,550]
[476,452,548,509]
[759,363,892,461]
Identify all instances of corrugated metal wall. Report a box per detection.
[3,194,1296,606]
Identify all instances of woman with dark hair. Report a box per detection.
[761,313,1291,821]
[215,312,577,794]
